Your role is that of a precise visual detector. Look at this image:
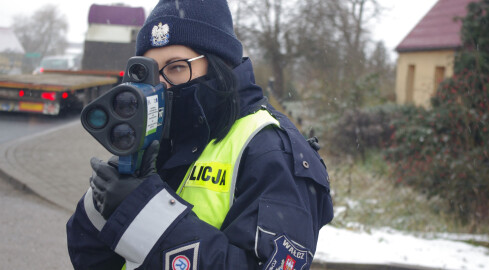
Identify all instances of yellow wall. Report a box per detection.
[395,50,455,108]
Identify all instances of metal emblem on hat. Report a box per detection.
[151,22,170,46]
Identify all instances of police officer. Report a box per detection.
[66,0,333,269]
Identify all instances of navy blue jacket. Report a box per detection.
[66,58,333,270]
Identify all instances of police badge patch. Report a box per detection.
[164,241,200,270]
[151,22,170,46]
[264,235,309,270]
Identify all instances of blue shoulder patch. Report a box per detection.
[264,234,310,270]
[163,241,200,270]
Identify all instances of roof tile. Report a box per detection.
[395,0,473,52]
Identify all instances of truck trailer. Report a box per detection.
[0,72,117,115]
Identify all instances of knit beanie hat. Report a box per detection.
[136,0,243,67]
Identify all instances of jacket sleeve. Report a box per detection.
[66,188,125,270]
[66,126,333,270]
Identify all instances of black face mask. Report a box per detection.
[166,76,220,142]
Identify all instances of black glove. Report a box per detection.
[90,140,160,219]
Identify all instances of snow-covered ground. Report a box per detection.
[315,225,489,270]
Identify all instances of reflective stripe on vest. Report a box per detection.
[177,109,280,229]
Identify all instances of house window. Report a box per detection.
[434,66,446,94]
[406,64,416,103]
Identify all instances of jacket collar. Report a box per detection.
[235,58,266,117]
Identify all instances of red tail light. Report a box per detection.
[19,90,25,97]
[62,92,68,99]
[40,68,44,73]
[119,71,125,77]
[41,92,56,101]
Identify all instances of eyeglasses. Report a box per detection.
[159,55,206,86]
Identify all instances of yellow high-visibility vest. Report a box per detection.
[177,109,280,229]
[121,109,279,269]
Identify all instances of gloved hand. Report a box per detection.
[90,140,160,219]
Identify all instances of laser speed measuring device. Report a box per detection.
[81,57,172,174]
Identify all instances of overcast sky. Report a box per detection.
[0,0,438,60]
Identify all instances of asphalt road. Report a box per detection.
[0,111,80,144]
[0,111,78,269]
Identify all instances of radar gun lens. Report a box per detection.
[110,123,136,151]
[113,91,138,118]
[86,108,108,129]
[128,63,148,82]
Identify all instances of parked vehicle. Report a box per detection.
[33,55,81,75]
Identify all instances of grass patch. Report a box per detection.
[324,150,489,235]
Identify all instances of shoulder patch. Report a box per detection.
[164,241,200,270]
[264,235,309,270]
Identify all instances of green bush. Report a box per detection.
[327,104,398,159]
[385,72,489,226]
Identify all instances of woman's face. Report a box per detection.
[143,45,208,89]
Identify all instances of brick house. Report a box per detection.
[394,0,474,108]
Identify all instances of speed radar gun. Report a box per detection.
[81,57,172,174]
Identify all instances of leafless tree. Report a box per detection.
[11,4,69,72]
[232,0,299,98]
[367,41,396,102]
[324,0,381,79]
[232,0,382,98]
[290,0,384,110]
[292,0,343,98]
